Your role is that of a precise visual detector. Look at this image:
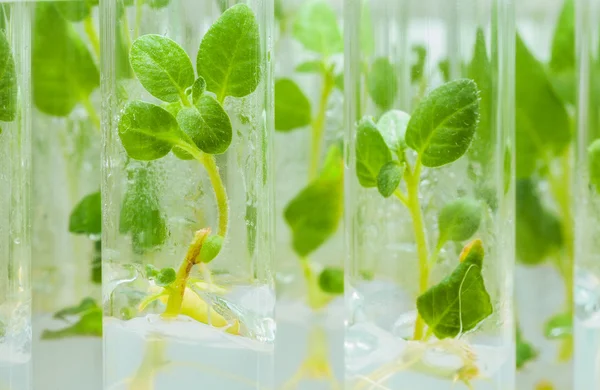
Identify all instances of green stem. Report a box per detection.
[83,16,100,60]
[308,70,335,180]
[301,259,333,310]
[81,94,101,130]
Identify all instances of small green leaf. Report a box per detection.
[516,179,563,265]
[53,297,98,321]
[42,308,102,340]
[516,327,538,369]
[54,1,91,22]
[0,29,16,122]
[295,60,326,74]
[191,77,206,105]
[32,3,99,116]
[130,34,194,103]
[367,57,398,111]
[145,264,159,279]
[438,198,481,244]
[155,267,176,287]
[69,191,101,236]
[118,100,180,161]
[197,4,262,101]
[515,34,570,178]
[198,235,223,264]
[405,79,480,167]
[377,110,410,156]
[549,0,575,73]
[293,0,343,56]
[411,45,427,83]
[417,239,492,339]
[275,78,311,132]
[544,312,572,340]
[588,139,600,192]
[285,146,343,257]
[355,117,392,188]
[318,267,344,294]
[377,162,403,198]
[176,95,232,155]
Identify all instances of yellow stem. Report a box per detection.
[308,70,335,180]
[83,16,100,60]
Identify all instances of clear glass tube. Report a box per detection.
[0,2,32,389]
[574,0,600,387]
[344,0,515,389]
[101,1,275,389]
[515,0,576,388]
[273,0,344,388]
[27,1,103,388]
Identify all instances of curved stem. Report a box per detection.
[201,154,229,237]
[83,16,100,60]
[309,70,335,180]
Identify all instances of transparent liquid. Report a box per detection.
[104,315,273,390]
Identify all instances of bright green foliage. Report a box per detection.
[285,146,343,257]
[355,117,392,187]
[198,235,223,263]
[146,0,170,9]
[54,1,91,22]
[177,95,232,154]
[516,327,538,369]
[118,101,180,160]
[293,0,343,56]
[588,139,600,192]
[377,110,409,157]
[275,78,312,131]
[544,312,572,339]
[197,4,261,101]
[191,77,207,105]
[146,266,176,287]
[377,162,403,198]
[42,298,102,339]
[550,0,575,73]
[120,167,168,254]
[416,239,492,339]
[32,3,99,116]
[318,267,344,294]
[516,179,563,265]
[405,79,480,167]
[69,191,101,236]
[411,45,427,83]
[367,57,397,111]
[438,198,481,243]
[515,34,571,178]
[130,34,195,103]
[0,29,16,122]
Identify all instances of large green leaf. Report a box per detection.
[32,3,99,116]
[293,0,343,56]
[0,29,16,122]
[197,4,262,101]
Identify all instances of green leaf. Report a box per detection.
[438,59,450,83]
[293,0,343,56]
[0,29,16,122]
[467,29,493,163]
[544,312,572,340]
[92,240,101,284]
[155,267,176,287]
[355,117,392,187]
[69,191,101,236]
[377,162,403,198]
[42,308,102,340]
[515,34,571,178]
[318,267,344,294]
[516,327,538,369]
[588,139,600,192]
[549,0,575,73]
[438,198,481,244]
[120,166,168,254]
[405,79,480,167]
[516,179,563,265]
[146,0,171,9]
[53,297,98,321]
[176,95,232,155]
[377,110,410,156]
[197,4,262,101]
[198,235,223,264]
[118,100,180,161]
[191,77,206,105]
[295,60,326,74]
[367,57,398,111]
[334,73,344,91]
[411,45,427,83]
[130,34,194,103]
[275,78,311,132]
[416,239,492,339]
[32,3,99,116]
[54,1,91,22]
[285,146,343,257]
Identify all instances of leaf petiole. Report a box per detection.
[309,66,335,179]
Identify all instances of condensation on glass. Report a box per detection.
[515,0,576,388]
[574,0,600,387]
[344,0,515,389]
[101,0,275,389]
[273,0,345,388]
[0,2,32,390]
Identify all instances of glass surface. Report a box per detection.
[101,1,275,389]
[344,0,515,389]
[273,0,344,389]
[515,0,576,388]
